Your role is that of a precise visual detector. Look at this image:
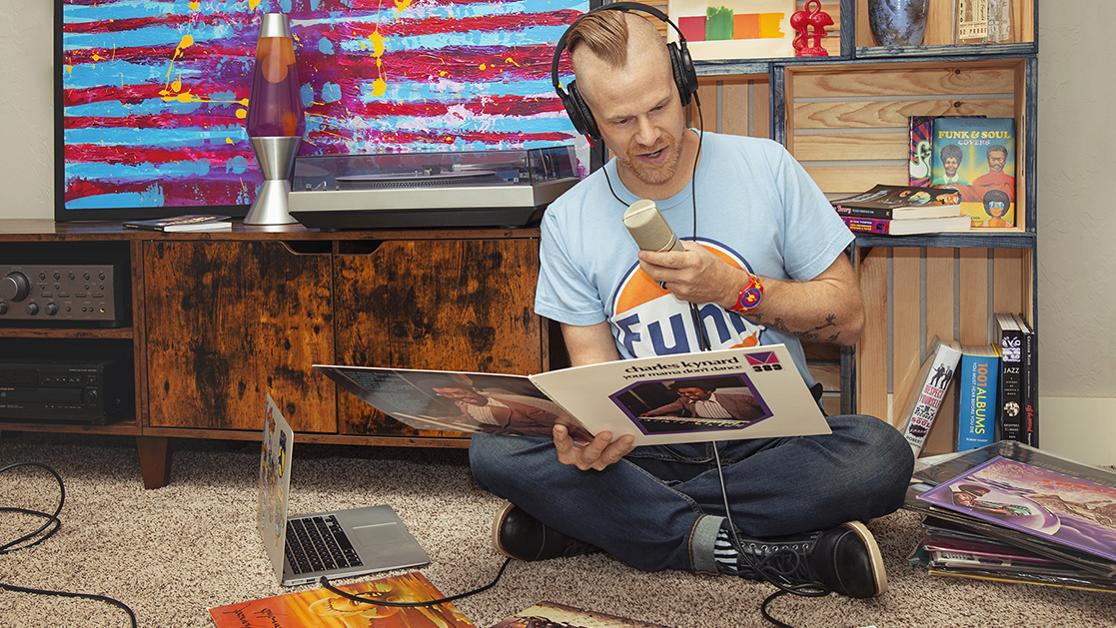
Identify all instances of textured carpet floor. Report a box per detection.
[0,432,1112,628]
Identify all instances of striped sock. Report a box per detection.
[714,527,739,574]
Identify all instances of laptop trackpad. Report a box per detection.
[352,522,411,547]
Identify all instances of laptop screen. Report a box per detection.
[257,393,295,583]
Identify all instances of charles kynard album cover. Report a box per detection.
[315,344,830,447]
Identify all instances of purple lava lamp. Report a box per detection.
[244,13,305,225]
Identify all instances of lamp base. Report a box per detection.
[244,179,298,225]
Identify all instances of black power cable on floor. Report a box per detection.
[0,462,138,628]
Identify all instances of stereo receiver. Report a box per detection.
[0,263,127,326]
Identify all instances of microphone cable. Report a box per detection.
[688,95,837,627]
[0,462,138,628]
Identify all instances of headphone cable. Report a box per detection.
[0,462,138,628]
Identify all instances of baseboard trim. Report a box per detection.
[1038,396,1116,466]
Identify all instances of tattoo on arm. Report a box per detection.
[743,312,842,343]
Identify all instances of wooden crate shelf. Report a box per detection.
[855,0,1035,51]
[855,232,1034,249]
[854,245,1033,453]
[783,56,1032,233]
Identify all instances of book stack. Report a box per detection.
[906,442,1116,593]
[831,184,971,236]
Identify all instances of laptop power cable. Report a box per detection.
[319,556,512,607]
[0,462,138,628]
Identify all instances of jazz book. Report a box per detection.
[315,345,830,446]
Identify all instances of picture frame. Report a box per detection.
[956,0,1013,45]
[668,0,796,61]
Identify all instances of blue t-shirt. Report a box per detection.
[535,133,853,386]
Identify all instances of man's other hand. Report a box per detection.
[637,241,744,308]
[553,425,635,471]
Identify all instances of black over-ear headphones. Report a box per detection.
[551,2,699,140]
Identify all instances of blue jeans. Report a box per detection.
[469,415,914,573]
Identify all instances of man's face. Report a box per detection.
[433,387,487,406]
[675,386,712,401]
[573,35,687,186]
[944,156,960,176]
[987,150,1006,172]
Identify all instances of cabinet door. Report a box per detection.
[334,238,544,436]
[143,241,336,432]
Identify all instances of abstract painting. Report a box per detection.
[58,0,586,217]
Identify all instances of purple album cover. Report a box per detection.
[607,373,774,436]
[919,456,1116,563]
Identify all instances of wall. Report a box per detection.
[0,2,1112,463]
[0,0,54,218]
[1035,0,1116,465]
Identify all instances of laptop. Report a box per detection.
[257,394,430,586]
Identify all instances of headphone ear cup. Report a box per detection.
[565,81,601,140]
[667,42,698,107]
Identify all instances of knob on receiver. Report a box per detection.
[1,272,31,302]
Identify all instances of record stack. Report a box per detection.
[905,441,1116,592]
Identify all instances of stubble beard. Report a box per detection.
[620,132,682,185]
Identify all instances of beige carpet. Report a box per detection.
[0,432,1112,628]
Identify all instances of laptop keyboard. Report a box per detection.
[285,515,364,575]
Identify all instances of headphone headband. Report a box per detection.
[551,2,699,139]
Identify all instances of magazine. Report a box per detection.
[209,571,475,627]
[124,213,232,232]
[918,456,1116,563]
[315,345,830,446]
[488,601,667,628]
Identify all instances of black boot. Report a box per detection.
[727,521,888,599]
[491,503,598,562]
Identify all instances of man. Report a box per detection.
[432,384,593,442]
[965,145,1014,205]
[468,9,912,600]
[640,381,763,423]
[938,144,965,185]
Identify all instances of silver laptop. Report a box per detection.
[257,394,430,586]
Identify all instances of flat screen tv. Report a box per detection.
[54,0,586,221]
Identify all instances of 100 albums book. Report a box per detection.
[315,345,829,446]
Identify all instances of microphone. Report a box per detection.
[623,199,683,252]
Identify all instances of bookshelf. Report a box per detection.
[665,0,1040,448]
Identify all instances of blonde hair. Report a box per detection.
[564,10,630,67]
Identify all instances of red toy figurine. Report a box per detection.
[791,0,833,57]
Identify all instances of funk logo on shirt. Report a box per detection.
[609,239,763,357]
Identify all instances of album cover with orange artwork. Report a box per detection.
[209,571,475,628]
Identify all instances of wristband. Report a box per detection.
[729,273,765,314]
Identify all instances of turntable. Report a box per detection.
[288,146,580,229]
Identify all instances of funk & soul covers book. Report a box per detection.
[930,117,1016,229]
[315,345,829,446]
